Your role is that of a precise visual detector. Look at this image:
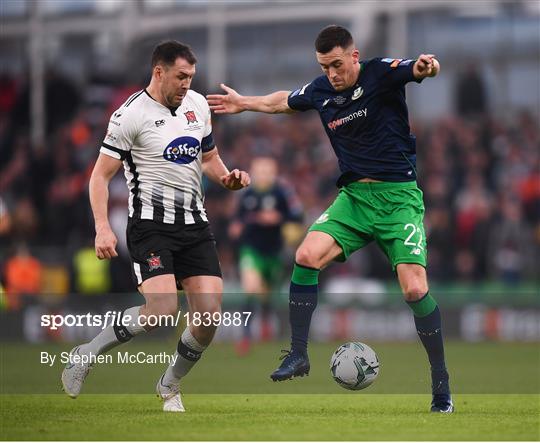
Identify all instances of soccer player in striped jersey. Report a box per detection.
[61,41,250,412]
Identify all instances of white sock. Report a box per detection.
[124,306,146,335]
[162,328,206,385]
[80,306,145,356]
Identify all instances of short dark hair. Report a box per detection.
[315,25,353,54]
[151,40,197,68]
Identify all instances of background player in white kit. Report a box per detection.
[61,41,250,412]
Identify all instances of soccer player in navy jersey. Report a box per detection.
[207,25,453,412]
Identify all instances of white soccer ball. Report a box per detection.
[330,342,380,390]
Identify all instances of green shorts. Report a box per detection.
[239,246,282,287]
[309,181,427,270]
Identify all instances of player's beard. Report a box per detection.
[166,93,182,108]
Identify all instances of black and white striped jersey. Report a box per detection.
[100,89,215,225]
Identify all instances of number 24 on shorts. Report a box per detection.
[403,223,424,256]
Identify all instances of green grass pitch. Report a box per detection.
[1,341,539,440]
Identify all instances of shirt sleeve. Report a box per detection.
[278,183,303,223]
[377,58,423,88]
[287,81,315,111]
[100,108,137,161]
[201,102,216,153]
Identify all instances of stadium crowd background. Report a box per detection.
[0,0,538,310]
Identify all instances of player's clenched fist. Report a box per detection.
[95,225,118,260]
[221,169,251,190]
[413,54,440,78]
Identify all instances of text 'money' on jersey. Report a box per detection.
[288,58,423,186]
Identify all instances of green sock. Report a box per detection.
[291,263,319,286]
[407,292,448,374]
[289,263,319,352]
[406,292,437,317]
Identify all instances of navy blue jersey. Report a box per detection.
[236,182,302,255]
[288,57,423,185]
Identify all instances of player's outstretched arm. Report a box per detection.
[202,147,251,190]
[413,54,440,80]
[89,153,122,259]
[207,84,295,115]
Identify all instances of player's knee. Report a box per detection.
[242,277,263,294]
[295,247,321,269]
[402,283,429,302]
[146,299,178,318]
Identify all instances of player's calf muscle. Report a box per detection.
[190,323,218,346]
[139,289,179,328]
[141,298,177,318]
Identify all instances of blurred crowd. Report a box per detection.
[0,71,538,308]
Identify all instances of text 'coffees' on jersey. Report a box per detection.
[100,89,216,225]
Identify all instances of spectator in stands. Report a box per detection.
[3,244,42,310]
[488,196,533,283]
[0,67,538,288]
[455,63,487,116]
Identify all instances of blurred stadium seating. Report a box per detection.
[0,1,538,342]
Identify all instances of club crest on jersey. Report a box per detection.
[105,130,117,142]
[147,255,164,271]
[184,111,197,124]
[352,87,363,100]
[163,136,201,165]
[316,213,329,224]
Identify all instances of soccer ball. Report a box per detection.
[330,342,380,390]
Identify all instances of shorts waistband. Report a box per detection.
[344,180,418,192]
